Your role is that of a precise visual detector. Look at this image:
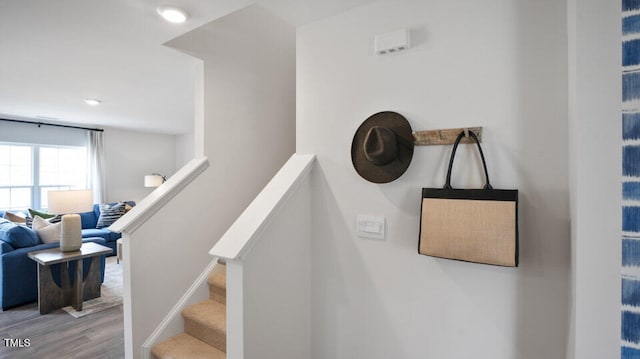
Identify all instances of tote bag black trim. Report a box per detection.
[422,188,517,202]
[418,130,519,267]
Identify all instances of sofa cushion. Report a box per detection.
[109,231,123,241]
[79,210,98,230]
[0,218,39,248]
[96,203,126,228]
[81,228,112,241]
[32,216,62,244]
[0,240,14,254]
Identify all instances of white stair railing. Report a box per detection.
[109,157,209,359]
[210,153,315,359]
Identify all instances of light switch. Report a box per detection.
[356,215,385,239]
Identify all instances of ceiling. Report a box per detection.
[0,0,373,135]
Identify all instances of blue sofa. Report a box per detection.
[0,218,109,310]
[0,201,134,258]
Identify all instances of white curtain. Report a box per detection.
[88,131,106,204]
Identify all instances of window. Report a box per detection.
[0,143,87,210]
[0,145,32,210]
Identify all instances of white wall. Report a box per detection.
[297,1,569,358]
[102,127,177,204]
[167,2,296,244]
[0,120,177,205]
[0,119,87,146]
[568,0,621,357]
[175,131,195,168]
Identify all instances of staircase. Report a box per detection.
[151,263,227,359]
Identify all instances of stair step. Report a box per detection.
[208,264,226,304]
[183,299,226,352]
[151,333,225,359]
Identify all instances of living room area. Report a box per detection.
[0,120,190,358]
[0,0,209,354]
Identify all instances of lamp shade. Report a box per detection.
[47,189,94,214]
[145,174,165,187]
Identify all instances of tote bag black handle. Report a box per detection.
[444,130,493,190]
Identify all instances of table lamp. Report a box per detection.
[47,189,93,252]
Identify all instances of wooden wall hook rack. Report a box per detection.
[413,127,482,146]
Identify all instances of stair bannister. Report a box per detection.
[109,157,210,359]
[210,153,315,359]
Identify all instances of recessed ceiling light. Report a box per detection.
[84,98,102,106]
[156,6,189,24]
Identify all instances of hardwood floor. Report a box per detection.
[0,260,124,359]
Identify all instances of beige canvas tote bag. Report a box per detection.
[418,131,519,267]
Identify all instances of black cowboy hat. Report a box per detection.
[351,111,414,183]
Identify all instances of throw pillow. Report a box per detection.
[3,212,26,224]
[48,214,62,223]
[25,214,61,228]
[96,202,126,229]
[28,208,55,220]
[32,216,62,244]
[0,218,40,248]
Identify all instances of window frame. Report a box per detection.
[0,142,87,210]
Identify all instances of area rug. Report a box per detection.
[63,256,122,318]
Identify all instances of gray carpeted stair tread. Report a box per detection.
[208,265,226,304]
[151,333,225,359]
[182,299,226,351]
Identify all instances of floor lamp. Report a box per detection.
[144,173,166,187]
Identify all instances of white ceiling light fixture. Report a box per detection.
[156,6,189,24]
[84,98,102,106]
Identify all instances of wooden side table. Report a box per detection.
[28,242,112,314]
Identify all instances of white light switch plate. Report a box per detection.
[356,215,386,239]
